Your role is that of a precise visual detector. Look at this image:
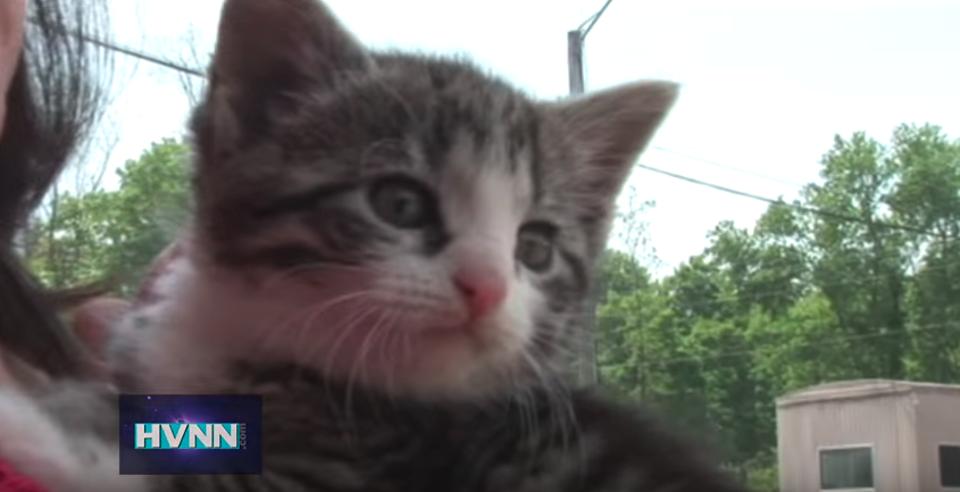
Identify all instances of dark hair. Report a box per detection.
[0,0,110,377]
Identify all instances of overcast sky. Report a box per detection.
[84,0,960,276]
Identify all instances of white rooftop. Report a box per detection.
[776,379,960,408]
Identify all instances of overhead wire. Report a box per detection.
[629,320,960,368]
[578,0,615,37]
[651,146,810,189]
[27,16,206,78]
[635,162,936,238]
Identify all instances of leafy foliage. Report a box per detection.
[596,124,960,489]
[25,139,190,294]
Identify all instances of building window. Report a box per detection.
[820,446,873,490]
[942,445,960,488]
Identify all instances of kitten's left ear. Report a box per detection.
[552,81,679,199]
[211,0,371,94]
[203,0,373,152]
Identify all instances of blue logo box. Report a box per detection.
[119,395,262,475]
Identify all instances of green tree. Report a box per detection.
[888,124,960,381]
[595,123,959,489]
[803,132,909,378]
[27,139,191,294]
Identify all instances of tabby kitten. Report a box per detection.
[111,0,671,401]
[0,0,746,490]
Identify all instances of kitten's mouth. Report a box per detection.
[416,321,503,348]
[419,324,475,339]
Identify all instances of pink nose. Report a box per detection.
[453,267,507,320]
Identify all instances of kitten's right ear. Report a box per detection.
[208,0,371,142]
[550,81,678,204]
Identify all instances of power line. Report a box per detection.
[629,320,960,368]
[27,17,206,78]
[84,35,205,78]
[635,162,934,237]
[652,146,809,188]
[578,0,615,37]
[601,256,960,316]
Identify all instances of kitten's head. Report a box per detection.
[190,0,676,400]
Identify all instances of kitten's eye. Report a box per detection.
[369,177,435,229]
[516,223,556,272]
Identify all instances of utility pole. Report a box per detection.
[567,31,585,95]
[568,0,613,386]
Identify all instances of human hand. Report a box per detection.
[68,242,183,379]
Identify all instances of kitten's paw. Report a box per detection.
[0,388,148,492]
